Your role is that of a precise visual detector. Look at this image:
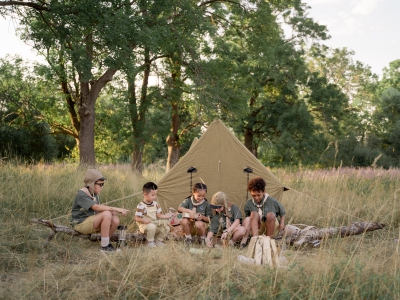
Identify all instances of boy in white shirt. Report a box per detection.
[134,182,172,248]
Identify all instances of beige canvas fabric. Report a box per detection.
[156,120,287,211]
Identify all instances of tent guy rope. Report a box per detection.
[287,187,363,221]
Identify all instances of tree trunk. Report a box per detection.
[78,69,117,167]
[165,55,183,172]
[78,87,96,167]
[132,149,144,174]
[166,102,181,172]
[129,47,151,174]
[243,92,259,157]
[244,126,256,156]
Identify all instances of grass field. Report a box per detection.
[0,162,399,299]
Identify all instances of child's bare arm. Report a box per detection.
[91,204,129,216]
[156,212,172,219]
[227,219,241,233]
[177,206,196,218]
[134,215,151,224]
[206,232,214,248]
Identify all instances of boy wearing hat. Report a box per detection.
[205,191,247,248]
[70,169,129,252]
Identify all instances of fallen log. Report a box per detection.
[276,221,386,247]
[238,221,386,267]
[31,218,146,247]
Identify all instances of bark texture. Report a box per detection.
[276,222,386,247]
[31,218,146,247]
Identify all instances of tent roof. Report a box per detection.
[156,119,287,211]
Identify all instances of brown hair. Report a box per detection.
[192,183,207,193]
[247,177,266,192]
[143,182,158,194]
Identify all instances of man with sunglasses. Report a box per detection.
[70,169,129,252]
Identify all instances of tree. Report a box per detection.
[202,0,329,165]
[0,56,68,161]
[1,0,144,167]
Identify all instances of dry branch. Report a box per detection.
[277,221,386,247]
[31,218,146,247]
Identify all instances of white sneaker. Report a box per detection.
[155,241,166,247]
[147,242,156,248]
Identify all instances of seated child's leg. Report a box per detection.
[110,215,120,236]
[155,224,170,242]
[181,218,193,240]
[194,220,206,236]
[265,212,276,237]
[195,221,207,244]
[240,217,251,246]
[145,223,157,242]
[250,211,261,237]
[231,225,247,243]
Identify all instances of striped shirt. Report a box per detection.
[135,200,162,217]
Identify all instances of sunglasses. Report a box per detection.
[95,182,105,187]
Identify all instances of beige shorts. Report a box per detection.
[259,218,280,237]
[73,215,100,234]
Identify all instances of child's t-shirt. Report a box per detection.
[244,194,285,219]
[135,200,162,221]
[209,204,242,235]
[179,196,213,218]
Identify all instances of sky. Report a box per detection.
[305,0,400,77]
[0,0,399,78]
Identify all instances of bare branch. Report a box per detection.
[0,0,49,11]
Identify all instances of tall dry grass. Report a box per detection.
[0,162,399,299]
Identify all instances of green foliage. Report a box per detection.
[0,56,71,162]
[373,87,400,166]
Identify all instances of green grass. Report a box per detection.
[0,162,399,299]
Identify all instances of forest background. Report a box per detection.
[1,0,400,172]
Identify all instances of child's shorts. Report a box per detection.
[258,219,279,237]
[73,215,100,234]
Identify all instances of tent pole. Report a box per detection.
[244,167,253,201]
[187,167,197,194]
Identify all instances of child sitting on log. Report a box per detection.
[70,169,129,252]
[242,177,286,243]
[134,182,172,248]
[178,183,213,246]
[205,191,247,248]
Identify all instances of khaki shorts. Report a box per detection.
[73,215,100,234]
[259,218,279,237]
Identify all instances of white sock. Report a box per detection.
[101,237,110,247]
[185,234,192,239]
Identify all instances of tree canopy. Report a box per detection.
[0,0,398,169]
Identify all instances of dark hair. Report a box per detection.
[247,177,266,192]
[143,182,158,194]
[192,183,207,193]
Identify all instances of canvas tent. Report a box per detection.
[156,119,287,211]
